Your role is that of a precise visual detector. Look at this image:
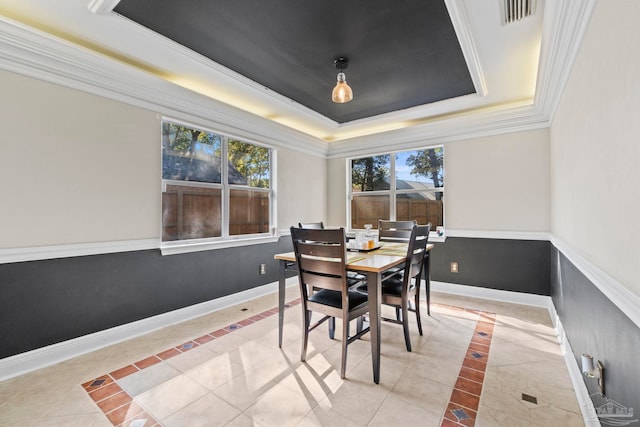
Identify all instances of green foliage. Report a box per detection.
[351,155,390,191]
[228,140,270,188]
[161,122,220,156]
[406,147,444,187]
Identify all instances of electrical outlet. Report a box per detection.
[450,262,459,273]
[259,264,267,275]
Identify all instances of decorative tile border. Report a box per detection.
[82,300,300,426]
[438,304,496,427]
[81,298,493,426]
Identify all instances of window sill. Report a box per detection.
[160,235,280,256]
[346,230,447,243]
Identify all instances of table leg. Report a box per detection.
[425,251,431,316]
[278,259,286,348]
[367,270,382,384]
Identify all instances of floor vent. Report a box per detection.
[502,0,537,25]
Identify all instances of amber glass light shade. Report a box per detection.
[332,72,353,103]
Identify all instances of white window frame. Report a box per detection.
[347,145,445,241]
[160,119,278,255]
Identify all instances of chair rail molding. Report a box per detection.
[0,239,159,264]
[444,229,551,241]
[551,235,640,329]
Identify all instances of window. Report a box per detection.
[161,121,273,247]
[350,146,444,233]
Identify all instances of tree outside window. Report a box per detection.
[350,147,444,230]
[161,121,272,242]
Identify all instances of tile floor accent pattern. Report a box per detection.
[81,304,293,426]
[439,308,496,427]
[0,290,585,427]
[81,300,497,427]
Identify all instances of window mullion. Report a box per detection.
[390,154,396,221]
[221,137,229,238]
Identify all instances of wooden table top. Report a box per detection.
[274,243,433,273]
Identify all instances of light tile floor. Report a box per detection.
[0,287,585,426]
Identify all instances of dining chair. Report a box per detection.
[290,226,370,378]
[377,219,417,277]
[298,221,324,229]
[378,219,417,242]
[298,221,366,287]
[359,223,430,352]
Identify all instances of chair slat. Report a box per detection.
[290,226,370,379]
[299,257,344,277]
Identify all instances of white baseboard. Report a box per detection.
[432,281,600,426]
[548,304,601,427]
[0,277,298,382]
[430,280,554,309]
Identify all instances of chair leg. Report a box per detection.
[356,316,364,334]
[401,302,412,352]
[340,318,350,378]
[301,309,311,362]
[395,306,401,322]
[328,317,336,339]
[415,293,423,336]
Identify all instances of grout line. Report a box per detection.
[81,299,296,426]
[440,308,496,427]
[82,298,493,426]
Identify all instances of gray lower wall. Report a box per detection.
[5,236,635,417]
[430,237,551,295]
[0,238,294,359]
[550,247,640,421]
[1,236,550,359]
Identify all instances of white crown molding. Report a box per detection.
[535,0,597,121]
[0,16,329,158]
[87,0,122,15]
[445,0,488,97]
[445,229,551,241]
[0,277,299,381]
[551,236,640,329]
[327,103,549,158]
[0,239,159,264]
[0,0,594,159]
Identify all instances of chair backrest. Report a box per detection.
[378,220,417,242]
[403,224,431,282]
[290,226,348,296]
[298,221,325,229]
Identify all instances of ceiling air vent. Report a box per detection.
[501,0,537,25]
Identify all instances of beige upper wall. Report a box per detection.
[0,70,160,248]
[0,70,326,248]
[277,147,326,232]
[446,129,550,231]
[551,0,640,295]
[328,128,550,232]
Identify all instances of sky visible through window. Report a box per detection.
[396,150,437,185]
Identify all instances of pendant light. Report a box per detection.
[332,57,353,103]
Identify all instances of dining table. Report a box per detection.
[274,241,433,384]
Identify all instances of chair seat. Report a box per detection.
[381,275,415,297]
[309,289,368,310]
[357,275,415,297]
[348,272,366,281]
[347,275,366,287]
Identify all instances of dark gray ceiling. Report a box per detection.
[114,0,475,124]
